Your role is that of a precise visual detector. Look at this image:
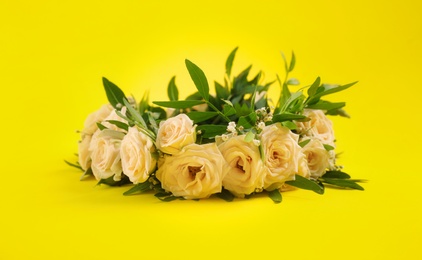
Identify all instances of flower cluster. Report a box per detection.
[67,48,364,203]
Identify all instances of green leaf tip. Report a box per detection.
[185,59,210,101]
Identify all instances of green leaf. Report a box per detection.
[64,160,83,171]
[307,101,346,111]
[225,47,239,77]
[106,120,129,131]
[186,111,218,123]
[238,112,257,128]
[123,98,147,128]
[286,78,300,85]
[307,76,321,97]
[216,189,234,202]
[268,189,282,204]
[123,181,152,195]
[326,108,351,118]
[215,81,230,100]
[323,144,335,151]
[286,174,324,194]
[97,175,131,186]
[299,139,311,148]
[80,168,93,180]
[244,131,255,142]
[96,122,108,131]
[153,100,205,109]
[197,125,227,139]
[308,82,357,105]
[289,51,296,72]
[102,77,127,109]
[323,170,351,179]
[272,113,307,122]
[185,59,210,101]
[322,179,364,190]
[282,121,297,130]
[281,52,289,73]
[167,76,179,101]
[223,104,236,116]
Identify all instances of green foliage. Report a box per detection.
[102,77,127,109]
[268,189,282,204]
[286,175,325,194]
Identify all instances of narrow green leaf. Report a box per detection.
[272,113,307,122]
[197,125,227,139]
[280,52,289,73]
[186,111,218,123]
[307,101,346,111]
[244,131,255,142]
[167,76,179,101]
[123,98,147,128]
[215,81,230,100]
[289,51,296,72]
[153,100,205,109]
[80,167,93,180]
[185,59,210,101]
[238,112,257,128]
[225,47,239,77]
[323,170,351,179]
[268,189,282,204]
[123,181,152,196]
[326,108,351,118]
[102,77,127,109]
[64,160,83,171]
[282,121,297,130]
[299,139,311,148]
[216,189,234,202]
[96,122,108,131]
[106,120,129,131]
[307,76,321,97]
[97,175,131,186]
[323,144,335,151]
[286,174,324,194]
[308,82,357,104]
[322,179,364,190]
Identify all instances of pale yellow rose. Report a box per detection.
[156,114,196,154]
[296,109,335,146]
[302,138,330,178]
[101,107,128,131]
[260,123,304,190]
[81,104,113,137]
[218,135,265,197]
[156,143,226,199]
[89,129,123,181]
[120,127,157,184]
[78,135,92,171]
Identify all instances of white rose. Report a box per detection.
[78,135,92,171]
[156,114,196,154]
[81,104,113,137]
[302,138,330,178]
[89,129,123,181]
[218,135,265,197]
[101,107,128,131]
[260,123,304,191]
[120,127,157,184]
[156,143,226,199]
[296,109,335,146]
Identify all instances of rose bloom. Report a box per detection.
[296,109,335,146]
[156,143,226,199]
[78,135,92,171]
[89,129,123,181]
[156,114,196,154]
[120,127,157,184]
[81,104,113,137]
[301,138,330,178]
[260,123,304,191]
[218,135,265,197]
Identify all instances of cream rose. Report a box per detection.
[302,138,330,178]
[78,135,92,171]
[296,109,335,146]
[81,104,113,137]
[156,114,196,154]
[89,129,123,181]
[120,127,157,184]
[260,123,303,191]
[156,143,226,199]
[218,135,265,197]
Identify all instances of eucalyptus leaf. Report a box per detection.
[185,59,210,101]
[286,174,324,194]
[323,170,351,179]
[225,47,239,77]
[322,178,364,190]
[268,189,282,204]
[186,111,218,123]
[167,76,179,101]
[102,77,127,109]
[123,181,152,196]
[153,100,205,109]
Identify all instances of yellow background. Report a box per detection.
[1,0,421,259]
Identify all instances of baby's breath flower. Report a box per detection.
[227,121,237,133]
[253,139,261,146]
[257,122,265,130]
[222,134,229,142]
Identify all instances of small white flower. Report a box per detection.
[257,122,265,130]
[253,139,261,146]
[221,134,229,142]
[227,121,237,133]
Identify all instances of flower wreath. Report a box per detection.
[66,47,364,203]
